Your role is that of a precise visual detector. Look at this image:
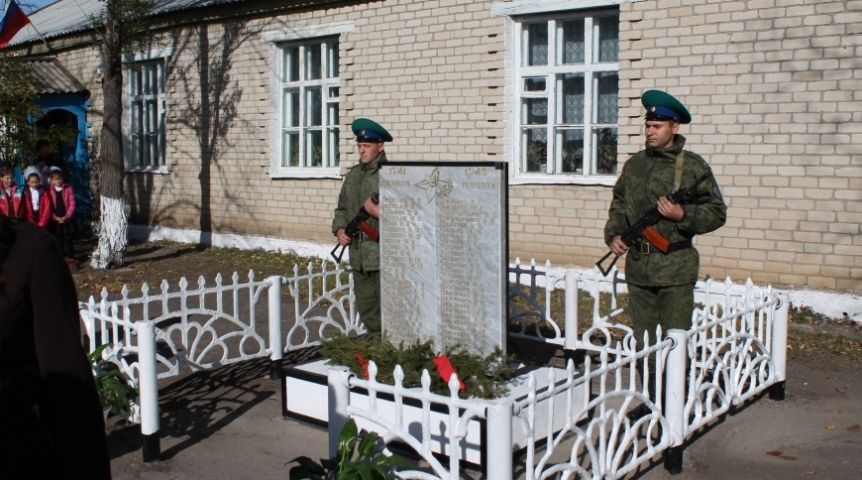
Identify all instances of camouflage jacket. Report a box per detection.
[331,152,385,272]
[604,135,727,286]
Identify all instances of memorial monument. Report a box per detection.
[379,162,508,356]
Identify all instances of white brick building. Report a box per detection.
[10,0,861,291]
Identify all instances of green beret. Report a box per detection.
[641,89,692,124]
[351,118,392,142]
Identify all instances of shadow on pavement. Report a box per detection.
[107,348,323,462]
[107,357,275,460]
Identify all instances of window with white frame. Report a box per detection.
[516,10,619,176]
[127,59,166,170]
[279,37,340,169]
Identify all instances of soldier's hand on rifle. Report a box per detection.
[336,228,352,246]
[657,196,685,221]
[363,196,380,219]
[609,235,629,256]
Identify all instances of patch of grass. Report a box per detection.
[74,240,345,300]
[787,332,862,358]
[788,305,862,359]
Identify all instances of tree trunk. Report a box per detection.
[91,4,128,269]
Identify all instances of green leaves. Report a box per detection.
[88,344,136,419]
[0,55,71,167]
[320,334,514,399]
[288,419,406,480]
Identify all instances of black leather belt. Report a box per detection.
[667,240,693,253]
[640,239,692,255]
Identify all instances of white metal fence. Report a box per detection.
[327,264,788,479]
[80,258,787,476]
[79,261,357,460]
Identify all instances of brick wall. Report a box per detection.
[338,0,505,161]
[617,0,861,290]
[49,0,860,292]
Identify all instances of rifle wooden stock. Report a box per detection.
[642,225,669,253]
[357,221,378,241]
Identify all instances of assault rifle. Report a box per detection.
[596,173,710,277]
[331,194,379,263]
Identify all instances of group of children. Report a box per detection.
[0,165,76,260]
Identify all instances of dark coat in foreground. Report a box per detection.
[0,220,111,478]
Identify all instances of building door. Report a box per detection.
[37,101,91,224]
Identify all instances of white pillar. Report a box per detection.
[327,369,351,458]
[663,329,688,474]
[137,320,161,462]
[267,275,283,378]
[769,294,789,401]
[772,295,789,383]
[485,401,514,480]
[665,329,687,447]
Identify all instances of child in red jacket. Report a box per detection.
[21,167,52,228]
[0,167,23,219]
[48,168,76,259]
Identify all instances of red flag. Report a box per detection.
[0,0,30,48]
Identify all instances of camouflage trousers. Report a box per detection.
[627,283,694,343]
[628,283,694,405]
[353,269,380,333]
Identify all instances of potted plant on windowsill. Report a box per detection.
[88,344,137,423]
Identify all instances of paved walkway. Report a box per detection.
[108,355,861,480]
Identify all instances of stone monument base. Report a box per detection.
[282,359,587,466]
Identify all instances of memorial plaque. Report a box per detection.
[379,162,507,356]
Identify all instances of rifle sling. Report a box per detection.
[674,151,686,190]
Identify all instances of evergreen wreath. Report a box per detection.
[320,334,514,399]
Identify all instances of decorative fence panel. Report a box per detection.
[508,259,627,350]
[80,257,787,474]
[515,334,674,480]
[683,281,788,439]
[80,272,274,390]
[328,263,788,480]
[281,261,361,352]
[79,262,357,461]
[328,365,493,480]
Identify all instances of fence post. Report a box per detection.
[563,271,583,366]
[769,294,789,400]
[486,400,514,480]
[80,302,96,352]
[268,275,284,379]
[564,271,577,350]
[327,369,351,458]
[664,329,687,474]
[137,320,161,462]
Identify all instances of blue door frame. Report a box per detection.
[38,93,92,223]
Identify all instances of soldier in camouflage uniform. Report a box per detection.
[604,90,727,343]
[332,118,392,333]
